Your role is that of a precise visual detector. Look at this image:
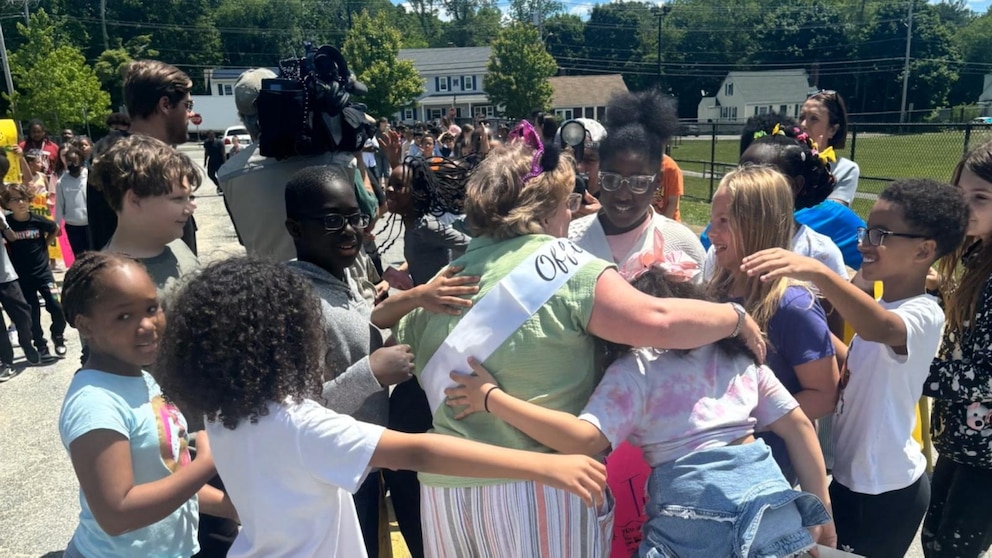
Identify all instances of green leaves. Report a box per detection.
[484,23,557,119]
[343,11,425,119]
[5,10,110,128]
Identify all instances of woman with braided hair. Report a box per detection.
[383,155,471,287]
[378,154,472,558]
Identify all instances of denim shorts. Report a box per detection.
[640,440,831,558]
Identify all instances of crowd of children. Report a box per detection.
[6,73,985,558]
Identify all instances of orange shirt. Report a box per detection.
[652,154,684,222]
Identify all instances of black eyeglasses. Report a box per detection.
[598,172,657,194]
[183,100,194,111]
[301,213,370,232]
[856,226,927,247]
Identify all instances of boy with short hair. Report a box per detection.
[89,133,198,298]
[741,178,970,558]
[0,152,55,374]
[1,183,66,360]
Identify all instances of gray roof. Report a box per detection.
[398,47,492,75]
[723,69,810,103]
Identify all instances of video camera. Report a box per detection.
[256,42,374,159]
[558,118,607,199]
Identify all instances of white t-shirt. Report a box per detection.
[205,398,386,558]
[832,294,944,494]
[827,157,860,206]
[59,370,198,558]
[702,224,848,281]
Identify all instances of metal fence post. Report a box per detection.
[708,122,717,202]
[964,122,972,157]
[849,124,857,162]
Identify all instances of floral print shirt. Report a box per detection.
[926,273,992,468]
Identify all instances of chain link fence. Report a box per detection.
[670,122,992,219]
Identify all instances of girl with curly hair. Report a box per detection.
[568,89,706,273]
[57,252,235,558]
[156,257,608,558]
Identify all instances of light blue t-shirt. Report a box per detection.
[59,370,199,558]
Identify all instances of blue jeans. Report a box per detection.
[640,440,830,558]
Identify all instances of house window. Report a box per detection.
[463,76,474,91]
[732,107,738,120]
[584,107,595,119]
[758,106,768,116]
[725,82,734,96]
[216,83,224,96]
[474,105,495,118]
[795,104,801,117]
[779,105,787,116]
[223,84,232,96]
[428,108,444,120]
[596,106,606,120]
[404,108,415,121]
[554,108,573,120]
[436,77,449,92]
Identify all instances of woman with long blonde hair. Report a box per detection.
[708,165,839,485]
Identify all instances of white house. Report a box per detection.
[548,74,628,123]
[697,69,811,123]
[187,68,262,133]
[980,73,992,111]
[396,47,493,123]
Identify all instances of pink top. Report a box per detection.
[580,344,797,467]
[604,215,653,264]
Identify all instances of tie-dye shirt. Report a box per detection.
[580,344,798,467]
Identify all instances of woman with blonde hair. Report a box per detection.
[393,121,766,557]
[708,165,839,485]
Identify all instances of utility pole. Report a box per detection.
[656,11,662,84]
[0,20,16,118]
[23,0,28,25]
[899,0,914,124]
[100,0,109,51]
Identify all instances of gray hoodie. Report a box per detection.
[286,260,387,426]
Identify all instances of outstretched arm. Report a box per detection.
[742,248,908,349]
[370,429,607,507]
[371,266,480,329]
[443,359,612,457]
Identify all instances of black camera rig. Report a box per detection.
[256,42,374,159]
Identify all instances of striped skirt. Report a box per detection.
[421,480,614,558]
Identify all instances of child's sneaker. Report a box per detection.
[0,362,16,382]
[54,337,67,358]
[37,347,58,364]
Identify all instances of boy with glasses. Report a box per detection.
[741,178,970,557]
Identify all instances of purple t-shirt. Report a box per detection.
[755,285,835,483]
[580,345,797,467]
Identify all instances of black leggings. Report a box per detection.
[830,474,930,558]
[922,456,992,557]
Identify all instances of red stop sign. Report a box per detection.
[190,113,203,126]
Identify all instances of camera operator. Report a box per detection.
[217,67,386,302]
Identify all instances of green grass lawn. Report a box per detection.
[670,128,992,226]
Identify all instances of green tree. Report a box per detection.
[94,35,158,111]
[5,10,110,128]
[544,14,586,74]
[343,11,425,119]
[484,23,557,119]
[214,0,302,68]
